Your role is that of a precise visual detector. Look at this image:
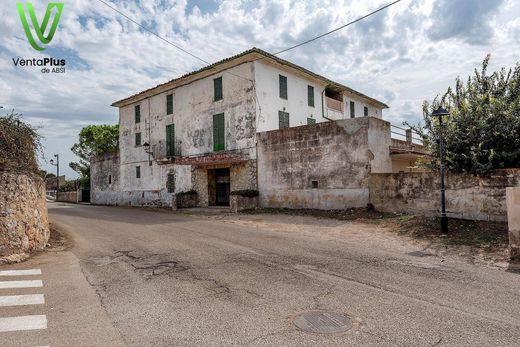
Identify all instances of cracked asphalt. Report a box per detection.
[46,202,520,346]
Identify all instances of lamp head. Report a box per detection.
[431,106,450,118]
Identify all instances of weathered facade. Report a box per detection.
[92,48,389,208]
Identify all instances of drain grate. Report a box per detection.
[293,311,352,334]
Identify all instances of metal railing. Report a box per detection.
[390,124,423,145]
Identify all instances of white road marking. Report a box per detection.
[0,280,43,289]
[0,269,42,276]
[0,294,45,307]
[0,315,47,332]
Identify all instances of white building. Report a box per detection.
[91,48,392,208]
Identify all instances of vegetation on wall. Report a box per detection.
[413,55,520,174]
[69,124,119,187]
[0,110,42,175]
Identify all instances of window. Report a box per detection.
[364,106,369,117]
[279,75,288,99]
[166,94,173,115]
[311,180,319,189]
[213,113,225,152]
[135,132,141,146]
[279,111,289,129]
[307,117,316,125]
[108,175,112,185]
[166,124,175,157]
[136,166,141,179]
[135,105,141,123]
[166,172,175,193]
[350,101,355,118]
[214,77,223,101]
[308,85,314,107]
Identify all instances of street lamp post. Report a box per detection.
[431,106,450,234]
[50,154,60,202]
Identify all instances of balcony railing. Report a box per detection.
[326,96,343,113]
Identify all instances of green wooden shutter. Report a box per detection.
[135,105,141,123]
[279,75,287,99]
[166,124,175,157]
[213,113,225,152]
[308,85,314,107]
[135,132,141,146]
[350,101,355,118]
[166,94,173,115]
[279,111,289,129]
[307,117,316,125]
[214,77,223,101]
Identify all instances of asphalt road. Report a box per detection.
[7,202,520,346]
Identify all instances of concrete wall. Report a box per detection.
[257,117,392,209]
[0,172,49,259]
[254,60,383,133]
[369,170,520,221]
[507,187,520,260]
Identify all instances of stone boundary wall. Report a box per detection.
[0,172,49,259]
[507,188,520,260]
[57,191,78,203]
[369,169,520,221]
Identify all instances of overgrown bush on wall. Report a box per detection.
[413,55,520,174]
[0,111,42,175]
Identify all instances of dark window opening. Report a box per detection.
[311,180,319,189]
[307,85,314,107]
[108,175,112,185]
[279,111,289,129]
[136,166,141,179]
[214,77,223,101]
[135,105,141,123]
[325,88,342,102]
[279,75,288,99]
[167,172,175,193]
[350,101,355,118]
[166,94,173,115]
[135,132,141,146]
[364,106,369,117]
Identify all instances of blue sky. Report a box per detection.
[1,0,519,178]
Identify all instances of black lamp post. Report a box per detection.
[142,142,153,166]
[431,106,450,234]
[50,154,60,202]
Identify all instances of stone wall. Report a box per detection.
[369,169,520,221]
[57,191,78,203]
[256,117,392,209]
[507,187,520,260]
[0,172,49,259]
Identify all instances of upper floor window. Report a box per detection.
[214,77,223,101]
[279,75,288,99]
[308,85,314,107]
[135,132,141,146]
[350,101,355,118]
[166,124,175,157]
[136,166,141,179]
[135,105,141,123]
[166,94,173,115]
[279,111,289,129]
[213,113,225,152]
[364,106,369,117]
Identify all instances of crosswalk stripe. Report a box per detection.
[0,315,47,332]
[0,269,42,276]
[0,280,43,289]
[0,294,45,307]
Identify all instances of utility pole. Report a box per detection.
[50,154,60,201]
[431,106,450,234]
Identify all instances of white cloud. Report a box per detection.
[0,0,519,178]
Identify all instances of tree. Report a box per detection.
[412,55,520,174]
[69,124,119,186]
[0,110,43,175]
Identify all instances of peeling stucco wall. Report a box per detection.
[369,169,520,221]
[256,117,392,209]
[0,172,49,258]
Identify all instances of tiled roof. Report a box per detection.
[112,47,388,109]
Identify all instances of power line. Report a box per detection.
[269,0,403,57]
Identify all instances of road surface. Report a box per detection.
[2,202,520,346]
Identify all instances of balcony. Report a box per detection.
[326,96,343,113]
[389,125,427,156]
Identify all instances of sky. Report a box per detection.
[1,0,519,178]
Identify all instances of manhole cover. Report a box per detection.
[293,311,352,334]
